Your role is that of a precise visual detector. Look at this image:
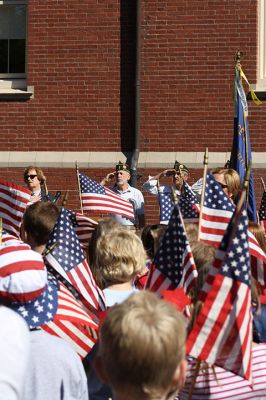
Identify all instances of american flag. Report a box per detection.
[258,190,266,234]
[0,180,31,237]
[66,209,98,249]
[79,173,134,219]
[198,173,235,246]
[187,208,252,383]
[145,204,197,294]
[42,277,98,358]
[44,208,105,313]
[179,182,200,222]
[198,173,266,287]
[158,191,174,224]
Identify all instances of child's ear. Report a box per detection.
[172,359,187,391]
[93,354,110,384]
[20,224,27,242]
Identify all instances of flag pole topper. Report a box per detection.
[235,49,243,69]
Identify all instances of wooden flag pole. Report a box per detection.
[43,177,49,196]
[61,190,69,208]
[75,162,83,215]
[198,148,209,240]
[261,177,266,191]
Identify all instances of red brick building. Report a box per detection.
[1,1,266,223]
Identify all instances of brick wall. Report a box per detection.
[0,0,265,223]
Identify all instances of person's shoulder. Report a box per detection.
[128,185,144,196]
[0,306,29,337]
[31,330,80,360]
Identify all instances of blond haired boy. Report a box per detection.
[95,291,187,400]
[93,229,147,306]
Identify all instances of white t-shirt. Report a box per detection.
[0,306,30,400]
[111,185,145,226]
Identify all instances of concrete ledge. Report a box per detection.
[0,151,266,169]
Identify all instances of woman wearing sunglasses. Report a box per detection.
[23,165,54,203]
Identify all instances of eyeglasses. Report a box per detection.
[26,174,37,180]
[217,182,228,189]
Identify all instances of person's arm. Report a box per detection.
[100,172,115,186]
[143,170,175,195]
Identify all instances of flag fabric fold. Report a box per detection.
[79,173,134,219]
[42,275,98,358]
[199,173,266,288]
[258,189,266,234]
[187,208,252,383]
[145,204,197,294]
[0,180,31,237]
[179,182,200,222]
[44,208,105,314]
[229,67,257,222]
[158,190,174,224]
[66,209,98,249]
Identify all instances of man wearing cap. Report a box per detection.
[101,161,145,229]
[143,161,200,224]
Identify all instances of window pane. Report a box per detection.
[0,5,26,39]
[0,40,8,73]
[9,39,25,73]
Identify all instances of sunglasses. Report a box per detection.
[26,174,37,180]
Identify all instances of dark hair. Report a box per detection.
[141,224,166,260]
[23,202,60,246]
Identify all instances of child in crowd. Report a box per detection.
[92,228,147,307]
[95,291,187,400]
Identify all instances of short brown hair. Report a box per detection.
[23,165,46,185]
[22,202,60,246]
[99,291,186,399]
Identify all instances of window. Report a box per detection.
[0,2,26,77]
[0,0,31,98]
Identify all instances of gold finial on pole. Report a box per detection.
[235,49,243,69]
[75,162,84,215]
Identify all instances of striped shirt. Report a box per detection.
[179,344,266,400]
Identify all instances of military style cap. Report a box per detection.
[115,161,130,173]
[174,161,189,174]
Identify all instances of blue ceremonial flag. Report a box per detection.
[229,67,257,222]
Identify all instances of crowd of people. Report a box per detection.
[1,160,266,400]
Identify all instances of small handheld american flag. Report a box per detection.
[79,173,134,219]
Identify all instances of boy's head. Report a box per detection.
[94,229,146,288]
[95,291,187,400]
[22,202,60,247]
